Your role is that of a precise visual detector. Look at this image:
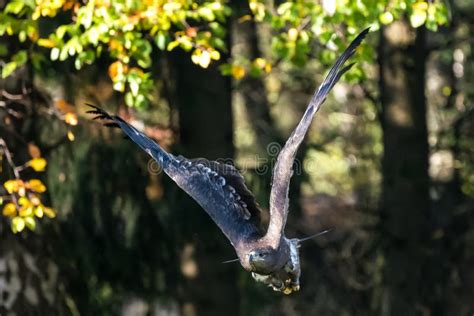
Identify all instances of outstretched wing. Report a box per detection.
[265,28,370,247]
[87,105,264,247]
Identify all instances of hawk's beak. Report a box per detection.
[248,252,258,263]
[249,251,265,265]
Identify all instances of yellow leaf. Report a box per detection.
[129,67,144,76]
[27,179,46,193]
[199,51,211,68]
[379,12,394,25]
[67,130,75,141]
[35,205,44,218]
[2,203,17,217]
[264,63,272,73]
[210,50,220,61]
[64,112,78,126]
[412,1,429,11]
[28,143,41,158]
[231,65,246,80]
[18,196,30,207]
[19,206,33,217]
[55,99,75,113]
[4,179,24,194]
[238,15,252,23]
[12,216,25,233]
[288,28,298,42]
[410,10,427,28]
[191,49,212,69]
[43,207,56,218]
[37,38,55,48]
[254,58,266,68]
[28,157,47,172]
[30,195,41,205]
[108,61,128,81]
[24,217,36,231]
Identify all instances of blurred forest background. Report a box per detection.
[0,0,473,315]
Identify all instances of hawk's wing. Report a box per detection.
[265,28,370,247]
[87,105,264,247]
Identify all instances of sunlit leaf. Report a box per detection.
[43,207,56,218]
[4,179,24,194]
[28,143,41,158]
[67,130,75,141]
[24,217,36,231]
[231,65,246,80]
[410,10,427,28]
[379,12,394,25]
[37,38,56,48]
[12,216,25,233]
[35,205,44,218]
[108,61,127,80]
[64,112,78,126]
[50,47,60,61]
[412,1,429,11]
[19,205,33,217]
[28,157,47,171]
[2,203,17,217]
[167,40,180,51]
[210,50,220,61]
[2,62,17,79]
[5,1,25,14]
[27,179,46,193]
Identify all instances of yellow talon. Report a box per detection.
[292,284,300,292]
[283,287,292,295]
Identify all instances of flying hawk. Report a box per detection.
[88,28,369,294]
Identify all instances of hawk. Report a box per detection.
[88,28,369,294]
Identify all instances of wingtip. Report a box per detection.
[85,103,116,126]
[350,27,371,48]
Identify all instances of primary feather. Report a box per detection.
[265,27,370,248]
[87,104,263,246]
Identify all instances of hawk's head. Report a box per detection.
[248,247,285,275]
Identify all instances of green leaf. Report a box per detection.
[5,1,25,15]
[379,12,394,25]
[2,62,17,78]
[11,216,25,233]
[59,47,69,61]
[129,79,139,96]
[13,50,27,65]
[155,32,167,50]
[24,217,36,231]
[0,44,8,57]
[167,40,180,51]
[410,10,427,28]
[125,92,134,107]
[51,47,60,61]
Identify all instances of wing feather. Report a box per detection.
[87,104,263,246]
[265,28,370,247]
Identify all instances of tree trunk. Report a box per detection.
[169,49,240,316]
[376,21,433,315]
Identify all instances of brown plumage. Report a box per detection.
[88,27,370,294]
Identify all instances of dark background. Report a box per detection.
[1,1,473,315]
